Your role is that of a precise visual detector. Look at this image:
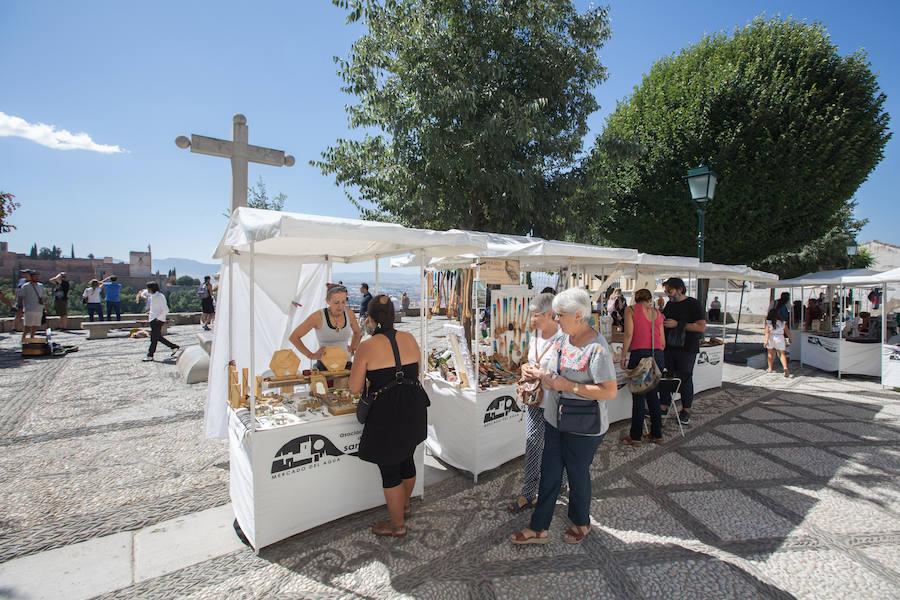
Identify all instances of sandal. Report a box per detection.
[563,526,589,544]
[372,521,407,537]
[510,528,549,545]
[507,497,536,513]
[641,434,664,445]
[620,435,642,447]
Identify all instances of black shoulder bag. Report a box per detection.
[555,346,604,435]
[356,331,430,424]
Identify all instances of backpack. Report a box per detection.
[197,284,210,299]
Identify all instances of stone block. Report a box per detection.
[176,345,210,384]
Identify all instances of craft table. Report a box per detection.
[228,409,424,550]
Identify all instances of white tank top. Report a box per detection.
[316,307,352,352]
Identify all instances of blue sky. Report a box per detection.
[1,0,897,271]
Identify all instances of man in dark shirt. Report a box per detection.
[48,272,70,329]
[359,283,373,319]
[660,277,706,424]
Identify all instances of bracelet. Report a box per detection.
[573,383,580,396]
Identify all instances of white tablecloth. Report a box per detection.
[229,409,424,550]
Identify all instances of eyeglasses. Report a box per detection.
[553,312,567,319]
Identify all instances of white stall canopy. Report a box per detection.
[214,207,484,262]
[755,268,884,288]
[205,208,486,438]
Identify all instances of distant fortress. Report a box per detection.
[0,241,164,288]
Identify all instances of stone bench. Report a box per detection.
[195,331,214,354]
[81,319,170,339]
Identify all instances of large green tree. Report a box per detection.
[316,0,610,235]
[582,17,890,265]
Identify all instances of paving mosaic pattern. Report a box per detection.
[0,327,229,562]
[96,364,900,599]
[4,321,900,599]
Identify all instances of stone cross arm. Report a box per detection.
[179,134,295,168]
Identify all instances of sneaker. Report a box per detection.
[678,411,692,425]
[203,325,211,331]
[660,406,669,416]
[170,346,181,358]
[142,356,154,362]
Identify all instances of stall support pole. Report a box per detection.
[228,252,234,362]
[883,284,888,389]
[419,252,426,382]
[722,283,728,342]
[838,285,844,379]
[249,242,256,432]
[732,282,745,351]
[374,257,379,295]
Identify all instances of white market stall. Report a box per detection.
[396,233,638,481]
[204,207,483,550]
[842,267,900,387]
[758,269,885,378]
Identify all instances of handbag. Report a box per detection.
[665,321,686,348]
[554,348,604,435]
[356,332,431,424]
[516,334,554,407]
[625,307,663,394]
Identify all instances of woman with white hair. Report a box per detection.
[508,292,561,513]
[510,288,617,545]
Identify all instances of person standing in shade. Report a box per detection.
[764,306,793,377]
[143,282,179,361]
[101,276,122,321]
[82,279,104,322]
[359,283,373,319]
[289,284,361,369]
[508,292,561,513]
[48,272,70,329]
[659,277,706,425]
[198,276,215,331]
[510,288,618,545]
[17,270,45,341]
[620,288,666,445]
[708,296,722,322]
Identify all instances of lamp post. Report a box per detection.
[846,243,858,269]
[684,165,719,306]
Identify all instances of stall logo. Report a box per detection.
[807,336,838,353]
[271,434,354,476]
[889,349,900,362]
[484,395,522,425]
[697,351,721,366]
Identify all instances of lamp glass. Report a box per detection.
[688,174,710,202]
[846,244,858,256]
[707,173,718,200]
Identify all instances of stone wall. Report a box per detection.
[0,312,202,333]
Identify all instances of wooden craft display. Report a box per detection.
[321,346,349,371]
[488,289,536,368]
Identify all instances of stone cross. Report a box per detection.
[175,114,295,213]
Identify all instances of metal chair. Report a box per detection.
[642,376,684,438]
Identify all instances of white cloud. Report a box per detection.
[0,111,124,154]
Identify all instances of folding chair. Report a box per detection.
[657,376,685,437]
[642,376,685,438]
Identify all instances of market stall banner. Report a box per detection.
[883,345,900,387]
[480,259,520,285]
[694,345,725,394]
[803,334,840,373]
[230,411,423,549]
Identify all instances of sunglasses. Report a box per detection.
[327,285,348,294]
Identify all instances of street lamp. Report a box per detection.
[846,243,858,269]
[684,165,719,262]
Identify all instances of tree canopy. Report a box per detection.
[316,0,610,236]
[582,17,890,266]
[0,192,18,234]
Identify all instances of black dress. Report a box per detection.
[357,330,428,466]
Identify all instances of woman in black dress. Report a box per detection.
[349,295,427,537]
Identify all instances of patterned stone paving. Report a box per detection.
[3,322,900,598]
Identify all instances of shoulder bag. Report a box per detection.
[516,334,554,407]
[625,307,662,394]
[555,347,604,435]
[356,331,430,424]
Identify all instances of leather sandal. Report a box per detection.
[563,526,589,544]
[620,435,642,446]
[642,434,664,445]
[507,497,537,513]
[372,521,407,537]
[510,529,549,545]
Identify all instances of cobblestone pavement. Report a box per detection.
[4,320,900,599]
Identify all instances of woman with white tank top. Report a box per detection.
[289,284,361,369]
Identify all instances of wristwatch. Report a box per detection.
[573,383,580,396]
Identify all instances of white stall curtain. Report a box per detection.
[205,253,329,439]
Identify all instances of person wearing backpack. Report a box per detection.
[198,276,215,331]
